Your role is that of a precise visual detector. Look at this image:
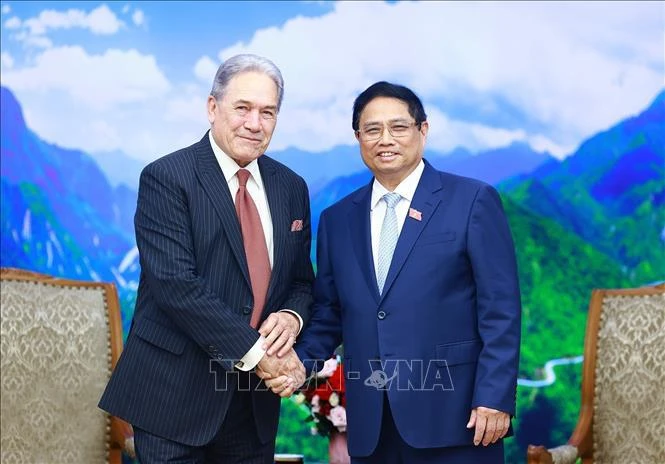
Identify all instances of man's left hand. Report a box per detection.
[263,374,304,398]
[466,407,510,446]
[258,312,299,357]
[255,349,305,398]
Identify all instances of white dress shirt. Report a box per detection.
[210,132,274,266]
[208,132,302,370]
[370,160,425,279]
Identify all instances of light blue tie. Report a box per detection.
[376,192,402,295]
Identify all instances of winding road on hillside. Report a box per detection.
[517,355,584,388]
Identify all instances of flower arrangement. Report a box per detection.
[293,355,347,437]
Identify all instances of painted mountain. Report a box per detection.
[501,92,665,283]
[0,86,140,332]
[501,90,664,460]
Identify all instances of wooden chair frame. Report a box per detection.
[0,267,134,463]
[527,283,665,464]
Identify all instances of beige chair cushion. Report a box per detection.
[593,291,665,463]
[1,279,114,463]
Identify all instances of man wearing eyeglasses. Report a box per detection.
[99,54,314,463]
[269,81,521,463]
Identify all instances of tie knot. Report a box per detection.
[382,192,401,209]
[237,169,251,187]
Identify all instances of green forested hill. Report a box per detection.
[502,198,632,376]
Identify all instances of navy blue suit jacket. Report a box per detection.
[99,132,314,446]
[296,160,521,457]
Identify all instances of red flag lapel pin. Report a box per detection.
[408,208,422,221]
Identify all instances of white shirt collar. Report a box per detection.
[371,160,425,210]
[208,131,263,187]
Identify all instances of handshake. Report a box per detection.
[254,312,307,397]
[256,348,305,397]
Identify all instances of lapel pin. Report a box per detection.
[408,208,422,221]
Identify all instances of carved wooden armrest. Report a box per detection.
[110,416,135,459]
[527,444,578,464]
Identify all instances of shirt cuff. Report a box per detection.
[235,336,266,371]
[279,309,303,335]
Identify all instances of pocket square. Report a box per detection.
[290,219,303,232]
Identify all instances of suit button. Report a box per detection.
[208,345,215,351]
[377,311,386,320]
[242,306,252,315]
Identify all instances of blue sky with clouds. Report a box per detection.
[1,1,663,162]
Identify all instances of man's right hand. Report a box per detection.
[255,348,305,397]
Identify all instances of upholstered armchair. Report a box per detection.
[527,283,665,464]
[1,268,135,463]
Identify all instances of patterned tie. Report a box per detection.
[376,192,402,295]
[235,169,271,328]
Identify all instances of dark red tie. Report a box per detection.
[235,169,271,328]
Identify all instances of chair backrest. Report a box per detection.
[0,268,124,464]
[585,284,665,462]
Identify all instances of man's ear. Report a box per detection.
[354,130,361,142]
[420,120,429,136]
[207,96,217,124]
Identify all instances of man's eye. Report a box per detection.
[365,128,381,135]
[391,125,409,132]
[262,110,275,119]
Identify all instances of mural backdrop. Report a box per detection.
[1,1,663,462]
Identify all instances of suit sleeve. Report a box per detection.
[467,184,521,415]
[295,208,344,373]
[135,161,259,369]
[280,177,315,327]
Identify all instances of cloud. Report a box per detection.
[2,4,10,15]
[23,4,124,35]
[122,4,130,14]
[3,1,662,164]
[11,84,203,163]
[4,15,19,28]
[131,9,144,26]
[527,135,574,159]
[270,97,357,152]
[13,31,52,48]
[1,51,14,69]
[193,55,218,83]
[426,106,572,159]
[1,46,170,109]
[5,4,125,50]
[216,1,663,156]
[2,43,193,162]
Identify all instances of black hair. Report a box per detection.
[352,81,427,131]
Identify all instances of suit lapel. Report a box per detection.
[259,157,287,308]
[349,182,380,304]
[194,133,251,289]
[379,161,443,301]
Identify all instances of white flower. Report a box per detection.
[315,357,339,378]
[329,392,340,407]
[328,405,347,432]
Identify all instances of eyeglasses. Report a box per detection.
[356,121,421,142]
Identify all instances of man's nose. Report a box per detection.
[244,109,261,131]
[379,126,395,144]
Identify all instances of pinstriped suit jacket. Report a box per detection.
[99,132,314,446]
